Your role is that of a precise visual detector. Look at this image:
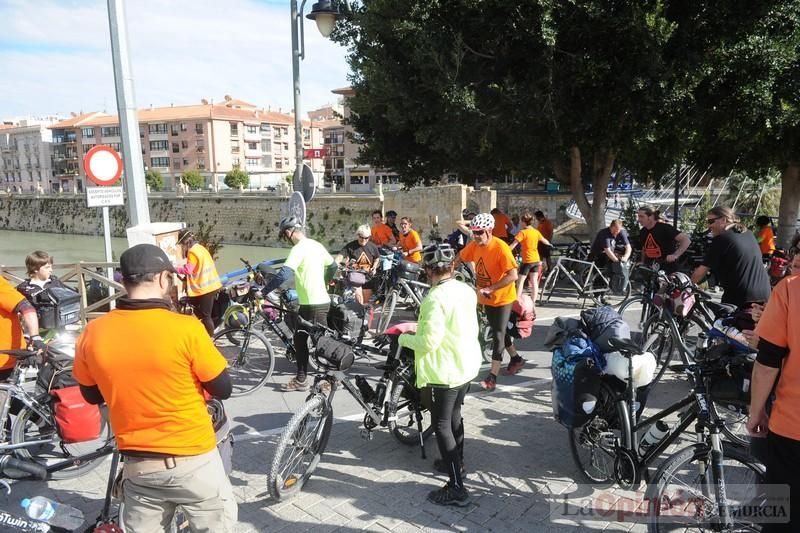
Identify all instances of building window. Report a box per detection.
[260,123,271,134]
[148,123,168,134]
[105,142,121,152]
[150,157,169,168]
[230,124,238,136]
[261,140,271,153]
[232,157,240,167]
[181,123,187,132]
[181,140,189,149]
[82,144,96,154]
[183,158,189,166]
[81,128,94,138]
[150,140,169,151]
[101,126,120,137]
[197,161,206,170]
[231,139,240,153]
[303,128,310,141]
[172,142,179,153]
[196,140,205,152]
[172,159,181,169]
[246,125,258,135]
[261,155,272,168]
[245,158,259,169]
[247,142,257,150]
[195,123,203,135]
[275,160,283,170]
[171,124,179,136]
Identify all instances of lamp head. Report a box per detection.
[307,0,340,38]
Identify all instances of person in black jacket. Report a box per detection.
[15,250,67,304]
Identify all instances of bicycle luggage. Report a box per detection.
[708,346,755,410]
[551,333,605,427]
[50,386,102,443]
[397,260,421,281]
[328,301,365,338]
[314,335,355,371]
[580,306,631,353]
[34,286,80,329]
[36,360,78,393]
[508,294,535,339]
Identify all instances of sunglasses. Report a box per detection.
[472,230,487,236]
[706,217,721,225]
[357,235,369,240]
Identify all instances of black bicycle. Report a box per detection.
[267,320,433,500]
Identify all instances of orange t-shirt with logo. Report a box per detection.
[460,237,518,306]
[754,275,800,441]
[0,277,25,370]
[514,227,543,264]
[74,308,227,455]
[399,229,422,263]
[371,223,394,246]
[492,213,511,239]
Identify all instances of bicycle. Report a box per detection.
[538,255,631,307]
[0,346,113,481]
[267,320,433,500]
[567,337,765,532]
[374,257,430,333]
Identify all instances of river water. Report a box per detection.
[0,229,288,276]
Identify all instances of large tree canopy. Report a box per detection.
[334,1,795,235]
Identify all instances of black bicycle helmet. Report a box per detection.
[421,243,456,269]
[278,216,302,240]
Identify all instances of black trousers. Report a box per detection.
[187,289,218,336]
[294,304,329,380]
[762,431,800,532]
[484,303,513,362]
[431,383,468,489]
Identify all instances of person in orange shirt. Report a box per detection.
[755,215,776,257]
[510,213,552,302]
[535,211,554,273]
[74,244,236,531]
[0,276,43,380]
[370,210,397,247]
[398,217,423,263]
[459,213,524,390]
[490,208,513,243]
[175,229,222,335]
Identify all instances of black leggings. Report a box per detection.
[431,383,468,489]
[763,431,800,532]
[484,303,513,362]
[294,304,329,381]
[187,290,218,336]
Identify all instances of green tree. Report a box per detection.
[195,220,223,260]
[224,167,250,189]
[334,1,788,235]
[181,169,205,190]
[144,169,163,191]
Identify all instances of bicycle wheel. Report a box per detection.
[387,374,434,445]
[710,402,750,448]
[618,294,653,332]
[598,274,632,308]
[539,267,559,305]
[641,316,675,388]
[212,328,275,397]
[568,380,622,487]
[376,290,398,334]
[11,400,112,480]
[645,442,766,532]
[478,320,494,363]
[268,393,333,500]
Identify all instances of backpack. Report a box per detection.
[551,333,605,427]
[50,386,102,443]
[328,300,366,338]
[508,294,535,338]
[580,305,631,353]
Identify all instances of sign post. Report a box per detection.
[84,146,124,306]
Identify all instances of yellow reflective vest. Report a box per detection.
[186,244,222,297]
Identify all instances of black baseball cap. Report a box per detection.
[386,210,398,217]
[120,244,176,278]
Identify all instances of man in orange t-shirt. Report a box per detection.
[0,276,43,379]
[749,274,800,530]
[459,213,523,391]
[535,211,554,272]
[74,244,237,531]
[370,210,396,247]
[398,217,423,263]
[490,208,513,243]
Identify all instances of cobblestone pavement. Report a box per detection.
[8,298,699,531]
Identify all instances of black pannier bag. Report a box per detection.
[328,300,365,338]
[397,260,421,281]
[708,348,755,411]
[36,360,78,393]
[34,286,81,329]
[314,335,355,371]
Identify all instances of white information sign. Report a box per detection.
[86,186,125,208]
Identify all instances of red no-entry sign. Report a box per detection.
[84,145,123,186]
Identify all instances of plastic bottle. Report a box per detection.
[21,496,84,530]
[374,381,387,405]
[639,420,669,455]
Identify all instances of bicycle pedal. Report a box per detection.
[360,429,374,441]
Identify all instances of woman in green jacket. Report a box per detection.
[398,243,482,507]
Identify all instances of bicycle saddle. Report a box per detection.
[607,337,643,356]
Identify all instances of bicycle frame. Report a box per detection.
[544,257,610,302]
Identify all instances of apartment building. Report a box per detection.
[0,116,62,193]
[49,97,324,192]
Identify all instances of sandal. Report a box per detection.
[282,377,310,392]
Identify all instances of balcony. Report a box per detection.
[150,150,168,158]
[243,130,260,143]
[244,148,261,158]
[101,136,121,144]
[148,132,169,142]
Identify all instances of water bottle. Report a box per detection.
[374,381,387,405]
[638,420,669,456]
[21,496,84,530]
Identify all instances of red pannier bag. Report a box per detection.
[510,294,536,338]
[50,386,102,443]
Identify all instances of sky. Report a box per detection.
[0,0,351,120]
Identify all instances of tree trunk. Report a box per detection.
[776,163,800,248]
[552,146,615,237]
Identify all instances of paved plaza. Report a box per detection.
[9,298,692,532]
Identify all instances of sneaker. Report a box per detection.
[433,458,466,476]
[479,377,496,392]
[427,484,470,507]
[281,377,310,392]
[503,357,526,376]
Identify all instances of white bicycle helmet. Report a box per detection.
[470,213,495,231]
[669,272,692,289]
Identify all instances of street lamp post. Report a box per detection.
[290,0,341,186]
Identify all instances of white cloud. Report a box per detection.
[0,0,350,118]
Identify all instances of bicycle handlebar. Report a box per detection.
[0,349,40,361]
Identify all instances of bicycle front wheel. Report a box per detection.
[268,393,333,500]
[568,380,621,487]
[11,400,112,480]
[387,375,434,445]
[212,327,275,397]
[539,267,559,306]
[376,290,398,334]
[646,442,765,532]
